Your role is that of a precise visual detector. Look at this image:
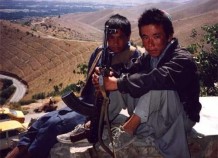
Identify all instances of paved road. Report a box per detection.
[0,74,27,102]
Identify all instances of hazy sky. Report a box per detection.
[100,0,187,1]
[27,0,191,4]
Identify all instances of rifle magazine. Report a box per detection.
[62,91,97,116]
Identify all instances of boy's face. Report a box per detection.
[140,24,172,57]
[107,29,130,54]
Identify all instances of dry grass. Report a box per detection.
[173,10,218,47]
[0,20,100,100]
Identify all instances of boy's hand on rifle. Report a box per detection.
[103,76,118,91]
[92,67,118,91]
[92,70,100,91]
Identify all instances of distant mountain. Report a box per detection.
[167,0,218,20]
[53,0,217,45]
[9,0,190,4]
[0,0,122,20]
[0,0,193,20]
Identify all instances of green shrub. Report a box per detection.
[32,92,46,100]
[0,86,16,104]
[187,24,218,96]
[1,79,13,89]
[0,86,16,98]
[0,98,6,105]
[74,63,88,78]
[61,82,82,95]
[43,63,88,98]
[19,99,36,105]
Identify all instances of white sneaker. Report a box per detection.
[57,124,88,144]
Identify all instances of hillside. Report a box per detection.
[52,0,218,46]
[0,0,218,101]
[173,10,218,47]
[0,20,99,100]
[168,0,218,20]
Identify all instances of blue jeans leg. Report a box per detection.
[19,107,86,158]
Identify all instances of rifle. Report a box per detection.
[62,25,116,157]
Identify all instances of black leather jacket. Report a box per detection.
[117,38,201,122]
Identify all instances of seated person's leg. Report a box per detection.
[141,90,184,138]
[6,109,64,158]
[121,91,153,135]
[56,91,138,146]
[134,90,190,158]
[29,110,86,158]
[16,110,60,148]
[113,90,190,157]
[108,91,124,122]
[109,91,139,125]
[5,146,29,158]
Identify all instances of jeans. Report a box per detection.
[18,107,86,158]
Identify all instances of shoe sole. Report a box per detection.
[57,134,73,144]
[57,137,89,144]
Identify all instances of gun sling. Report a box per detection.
[62,49,102,116]
[62,26,116,157]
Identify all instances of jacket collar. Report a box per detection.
[149,38,178,68]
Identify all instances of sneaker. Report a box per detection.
[57,124,89,144]
[109,126,136,151]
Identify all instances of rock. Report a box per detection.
[188,135,218,158]
[50,137,163,158]
[50,135,218,158]
[50,143,162,158]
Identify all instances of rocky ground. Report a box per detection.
[49,128,218,158]
[48,97,218,158]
